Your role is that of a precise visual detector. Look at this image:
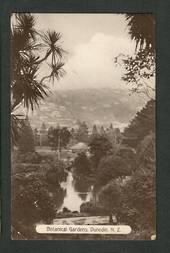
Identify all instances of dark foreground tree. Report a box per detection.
[115,14,155,98]
[11,13,66,145]
[122,99,155,149]
[125,14,155,53]
[120,133,155,232]
[12,173,56,239]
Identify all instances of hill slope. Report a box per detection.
[29,88,146,130]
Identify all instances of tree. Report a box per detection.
[70,128,76,138]
[89,135,113,169]
[125,14,155,53]
[122,99,155,149]
[74,152,92,176]
[98,181,122,216]
[18,116,35,153]
[33,128,40,146]
[11,13,65,144]
[48,126,71,151]
[11,157,67,239]
[119,133,156,231]
[46,159,67,186]
[75,121,89,143]
[96,155,131,188]
[109,123,113,130]
[91,124,99,137]
[39,122,48,146]
[100,126,106,136]
[12,173,56,238]
[115,14,155,98]
[115,49,155,98]
[116,146,136,170]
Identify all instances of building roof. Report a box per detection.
[70,142,88,150]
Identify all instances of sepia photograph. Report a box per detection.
[11,13,156,240]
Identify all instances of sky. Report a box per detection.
[34,14,137,90]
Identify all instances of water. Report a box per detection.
[59,171,92,212]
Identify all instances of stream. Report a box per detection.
[59,171,92,212]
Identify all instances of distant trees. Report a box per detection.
[47,126,71,150]
[18,117,35,153]
[91,124,99,137]
[75,121,89,143]
[100,126,105,136]
[33,128,40,146]
[39,123,48,146]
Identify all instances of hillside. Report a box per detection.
[29,88,146,130]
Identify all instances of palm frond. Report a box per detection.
[41,30,62,46]
[48,61,66,82]
[12,62,50,111]
[125,14,155,52]
[41,30,66,60]
[15,13,36,40]
[11,13,66,136]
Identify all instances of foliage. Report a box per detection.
[73,152,94,194]
[16,151,41,164]
[12,174,56,227]
[12,156,68,238]
[98,180,122,214]
[48,126,71,150]
[91,124,99,138]
[18,117,35,153]
[80,201,106,215]
[116,146,136,170]
[96,155,131,188]
[125,14,155,52]
[74,152,92,176]
[75,121,89,143]
[74,175,93,195]
[46,160,67,187]
[11,13,65,145]
[115,49,155,98]
[89,135,113,169]
[117,133,155,230]
[115,14,155,98]
[122,99,155,149]
[11,114,23,146]
[33,128,40,146]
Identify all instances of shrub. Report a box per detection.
[80,201,106,215]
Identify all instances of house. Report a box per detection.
[70,142,88,153]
